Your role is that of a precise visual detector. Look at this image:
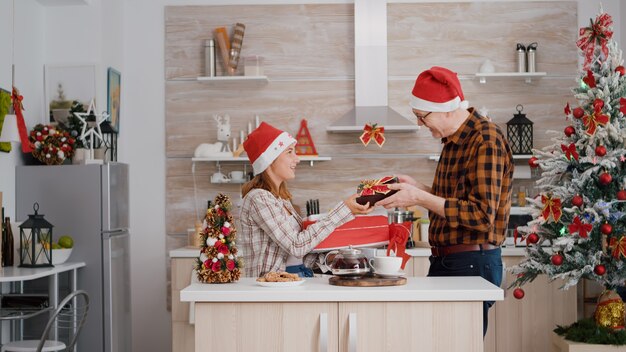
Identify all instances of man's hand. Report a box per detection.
[395,174,431,193]
[376,183,420,209]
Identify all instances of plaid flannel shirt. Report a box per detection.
[240,188,353,277]
[429,108,514,246]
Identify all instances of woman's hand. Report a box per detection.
[344,194,373,215]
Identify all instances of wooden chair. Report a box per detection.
[1,290,89,352]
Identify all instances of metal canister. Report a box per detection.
[516,43,526,73]
[527,42,538,73]
[204,39,216,77]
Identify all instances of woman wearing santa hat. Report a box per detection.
[377,66,514,337]
[240,122,371,278]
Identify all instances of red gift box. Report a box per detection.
[308,215,390,252]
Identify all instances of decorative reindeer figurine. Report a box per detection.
[215,114,231,152]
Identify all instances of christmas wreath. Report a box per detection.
[194,193,242,283]
[28,124,76,165]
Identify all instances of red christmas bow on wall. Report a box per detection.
[358,176,395,196]
[610,236,626,259]
[541,194,562,223]
[577,13,613,70]
[360,123,385,147]
[568,216,593,238]
[583,98,609,135]
[561,143,579,162]
[11,87,32,153]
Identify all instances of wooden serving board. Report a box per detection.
[328,275,407,287]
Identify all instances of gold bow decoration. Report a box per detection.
[360,123,385,147]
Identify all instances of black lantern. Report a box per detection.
[93,120,118,162]
[19,203,53,267]
[506,104,534,155]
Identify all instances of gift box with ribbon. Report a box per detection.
[307,215,390,253]
[355,176,398,206]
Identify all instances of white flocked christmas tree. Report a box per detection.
[510,10,626,328]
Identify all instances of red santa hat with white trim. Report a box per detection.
[409,66,469,112]
[243,122,297,175]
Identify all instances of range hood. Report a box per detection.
[327,0,418,133]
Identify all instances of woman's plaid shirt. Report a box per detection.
[429,109,514,246]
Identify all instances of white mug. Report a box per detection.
[211,172,229,183]
[229,171,245,181]
[368,256,402,274]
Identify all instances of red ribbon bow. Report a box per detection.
[620,97,626,115]
[561,143,579,162]
[610,236,626,259]
[564,102,571,117]
[11,87,32,153]
[541,194,562,223]
[358,176,395,196]
[577,13,613,70]
[583,98,609,135]
[386,223,412,270]
[582,70,596,88]
[360,123,385,147]
[568,216,593,238]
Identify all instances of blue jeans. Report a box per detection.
[285,264,314,278]
[428,247,502,337]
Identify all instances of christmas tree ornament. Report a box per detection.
[620,98,626,115]
[583,70,597,88]
[599,172,613,186]
[528,156,539,168]
[551,254,564,266]
[594,264,606,276]
[564,126,575,137]
[572,107,584,119]
[571,195,584,207]
[527,233,539,244]
[583,99,609,135]
[616,66,625,76]
[577,12,613,69]
[541,194,563,222]
[610,236,626,259]
[601,223,613,235]
[568,216,593,238]
[594,290,625,330]
[595,145,607,156]
[561,143,579,162]
[513,288,525,299]
[617,190,626,201]
[564,102,571,116]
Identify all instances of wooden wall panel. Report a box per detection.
[164,2,577,254]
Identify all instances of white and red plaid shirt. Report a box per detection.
[239,189,353,277]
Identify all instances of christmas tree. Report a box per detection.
[195,194,242,283]
[510,10,626,332]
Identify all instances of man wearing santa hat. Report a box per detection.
[239,122,372,278]
[377,66,514,336]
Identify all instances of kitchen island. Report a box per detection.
[180,276,502,352]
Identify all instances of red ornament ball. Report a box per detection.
[527,233,539,244]
[571,195,584,207]
[528,156,539,168]
[601,223,612,235]
[513,288,525,299]
[616,66,625,76]
[564,126,575,137]
[573,107,585,119]
[595,145,607,157]
[599,172,613,186]
[551,254,564,266]
[617,190,626,200]
[594,264,606,276]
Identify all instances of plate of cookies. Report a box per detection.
[256,271,305,287]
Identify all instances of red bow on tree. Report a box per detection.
[561,143,579,162]
[610,236,626,259]
[577,13,613,70]
[568,216,593,238]
[360,123,385,147]
[583,98,609,135]
[564,102,571,117]
[583,70,597,88]
[11,87,32,153]
[620,97,626,115]
[541,194,562,223]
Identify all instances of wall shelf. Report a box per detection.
[192,155,331,167]
[196,76,268,83]
[510,206,532,215]
[428,154,533,162]
[475,72,547,84]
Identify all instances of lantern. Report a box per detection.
[19,203,53,267]
[506,104,534,155]
[98,120,118,162]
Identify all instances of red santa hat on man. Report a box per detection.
[409,66,469,112]
[243,122,297,175]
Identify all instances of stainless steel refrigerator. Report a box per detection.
[15,163,131,352]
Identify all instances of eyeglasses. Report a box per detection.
[414,111,432,124]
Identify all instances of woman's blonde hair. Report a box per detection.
[241,171,292,200]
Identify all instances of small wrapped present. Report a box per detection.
[355,176,398,206]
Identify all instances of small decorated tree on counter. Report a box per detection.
[195,193,242,283]
[510,10,626,340]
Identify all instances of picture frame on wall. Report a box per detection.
[44,64,96,124]
[107,67,121,133]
